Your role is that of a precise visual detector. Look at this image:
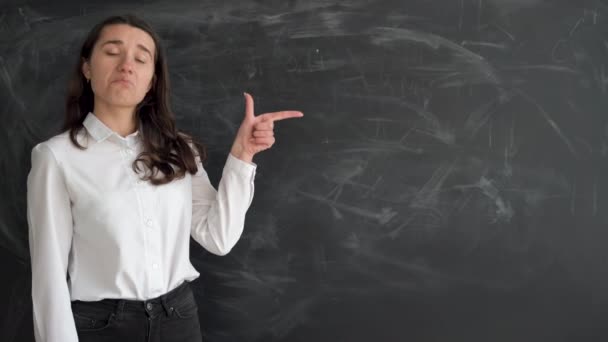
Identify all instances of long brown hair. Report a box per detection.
[62,13,207,185]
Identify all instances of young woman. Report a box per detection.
[26,14,302,342]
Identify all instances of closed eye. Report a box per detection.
[105,52,146,64]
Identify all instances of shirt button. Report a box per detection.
[152,263,159,269]
[146,303,153,310]
[145,218,153,227]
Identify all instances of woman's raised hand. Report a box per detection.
[230,92,303,163]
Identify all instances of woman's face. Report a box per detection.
[82,24,156,112]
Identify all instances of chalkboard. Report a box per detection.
[2,0,608,341]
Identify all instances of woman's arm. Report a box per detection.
[190,92,301,255]
[27,143,78,342]
[190,152,256,255]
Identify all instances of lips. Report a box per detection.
[112,78,133,86]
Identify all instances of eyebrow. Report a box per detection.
[100,40,154,59]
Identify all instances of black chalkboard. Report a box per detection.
[3,0,608,341]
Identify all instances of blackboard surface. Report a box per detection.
[2,0,608,341]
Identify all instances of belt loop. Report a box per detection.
[160,295,174,317]
[115,300,125,320]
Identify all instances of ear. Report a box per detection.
[81,58,91,80]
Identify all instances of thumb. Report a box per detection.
[243,92,255,120]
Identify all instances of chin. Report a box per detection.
[95,93,146,110]
[107,98,144,108]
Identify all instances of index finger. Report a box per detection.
[263,111,304,122]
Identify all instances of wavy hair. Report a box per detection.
[62,13,207,185]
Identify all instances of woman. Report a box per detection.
[26,14,302,342]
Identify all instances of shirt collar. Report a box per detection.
[83,112,141,148]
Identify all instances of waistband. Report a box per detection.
[71,281,192,318]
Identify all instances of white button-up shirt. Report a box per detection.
[27,112,256,342]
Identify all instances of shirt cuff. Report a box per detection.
[225,153,257,177]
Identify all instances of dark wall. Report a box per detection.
[2,0,608,341]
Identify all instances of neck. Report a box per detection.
[92,101,138,137]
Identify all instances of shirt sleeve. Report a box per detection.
[27,143,78,342]
[190,152,256,255]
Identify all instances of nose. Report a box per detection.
[117,56,134,73]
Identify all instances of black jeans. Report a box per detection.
[70,281,202,342]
